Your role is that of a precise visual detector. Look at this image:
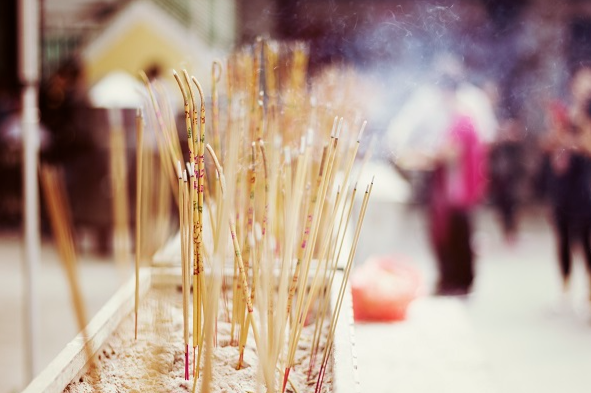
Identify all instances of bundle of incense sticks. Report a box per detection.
[138,39,374,393]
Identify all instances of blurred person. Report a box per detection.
[39,57,89,163]
[542,65,591,307]
[387,54,494,295]
[488,119,526,244]
[483,81,525,244]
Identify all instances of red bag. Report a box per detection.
[351,255,421,322]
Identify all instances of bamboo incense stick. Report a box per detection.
[303,122,365,382]
[40,166,97,387]
[315,178,373,393]
[177,161,189,380]
[152,79,184,167]
[108,108,131,282]
[173,70,194,170]
[283,118,351,393]
[133,50,375,393]
[139,71,180,203]
[172,73,198,372]
[306,184,344,379]
[289,123,340,350]
[205,144,263,371]
[135,108,144,340]
[235,142,257,348]
[281,139,331,393]
[272,143,310,372]
[192,76,208,378]
[309,183,357,378]
[297,121,366,332]
[211,60,223,169]
[286,143,328,318]
[179,69,202,374]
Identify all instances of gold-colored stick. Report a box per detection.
[272,143,310,371]
[179,70,201,367]
[39,166,97,384]
[288,124,340,356]
[292,120,365,358]
[316,179,373,393]
[211,60,223,168]
[139,71,179,203]
[205,144,262,371]
[134,108,144,340]
[177,162,190,380]
[309,183,357,376]
[108,108,131,281]
[192,76,208,378]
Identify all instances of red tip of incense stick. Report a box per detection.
[184,345,189,380]
[315,364,326,393]
[282,367,291,393]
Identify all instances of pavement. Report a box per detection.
[2,162,591,392]
[0,232,123,393]
[354,188,591,393]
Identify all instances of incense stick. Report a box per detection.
[191,76,208,378]
[211,60,223,169]
[176,161,190,380]
[132,47,375,392]
[205,144,263,370]
[139,71,180,203]
[315,178,374,393]
[309,183,357,378]
[135,108,144,340]
[39,166,97,386]
[108,108,131,282]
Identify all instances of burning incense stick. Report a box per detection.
[177,161,190,380]
[139,71,180,203]
[288,121,341,357]
[211,60,223,168]
[173,70,194,168]
[315,178,374,393]
[108,108,131,282]
[39,166,96,382]
[309,183,357,378]
[178,71,201,368]
[192,76,208,378]
[205,144,263,371]
[296,123,366,354]
[133,47,374,392]
[172,73,198,374]
[135,108,144,340]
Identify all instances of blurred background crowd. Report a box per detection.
[1,0,589,242]
[3,1,591,392]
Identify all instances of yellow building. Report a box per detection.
[81,0,235,91]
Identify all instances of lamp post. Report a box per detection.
[19,0,41,383]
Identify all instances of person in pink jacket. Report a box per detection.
[388,54,490,295]
[428,114,486,295]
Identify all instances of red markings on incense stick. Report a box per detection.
[184,345,189,380]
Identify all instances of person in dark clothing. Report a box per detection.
[488,119,525,244]
[544,66,591,303]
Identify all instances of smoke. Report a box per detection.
[266,0,577,157]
